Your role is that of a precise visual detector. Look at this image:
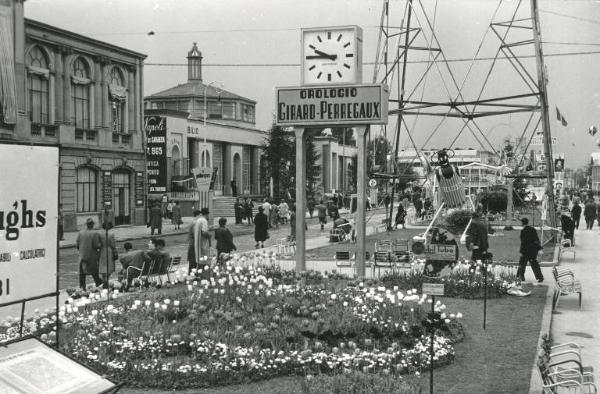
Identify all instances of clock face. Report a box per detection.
[302,28,359,85]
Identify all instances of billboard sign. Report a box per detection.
[0,143,58,304]
[275,84,389,126]
[191,167,213,194]
[145,116,167,193]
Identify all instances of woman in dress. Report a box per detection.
[254,206,269,248]
[171,200,182,230]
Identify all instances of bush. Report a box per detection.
[479,190,508,213]
[301,371,422,394]
[439,209,472,235]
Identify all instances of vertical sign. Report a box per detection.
[145,116,167,193]
[134,172,144,207]
[102,171,112,207]
[0,144,58,304]
[191,167,213,193]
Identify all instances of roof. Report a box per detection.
[146,81,256,104]
[25,19,146,59]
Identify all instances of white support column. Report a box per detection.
[295,127,307,272]
[355,126,368,277]
[48,74,55,124]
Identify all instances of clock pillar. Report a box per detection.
[294,127,307,271]
[355,125,368,277]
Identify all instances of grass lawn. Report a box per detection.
[306,227,555,263]
[121,285,548,394]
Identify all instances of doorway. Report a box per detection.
[112,170,131,225]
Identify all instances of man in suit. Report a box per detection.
[76,218,103,289]
[517,217,544,282]
[583,198,597,230]
[571,201,582,229]
[149,203,163,235]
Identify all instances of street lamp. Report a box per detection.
[203,81,224,144]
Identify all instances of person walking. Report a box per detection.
[254,206,269,248]
[262,198,272,228]
[414,197,423,219]
[316,200,328,231]
[193,208,211,270]
[76,218,103,289]
[149,203,163,235]
[278,199,289,224]
[384,193,391,213]
[571,200,582,230]
[517,217,544,282]
[214,217,236,263]
[307,198,315,218]
[98,221,117,288]
[234,198,243,224]
[466,211,489,262]
[171,201,182,230]
[166,200,174,220]
[583,198,596,230]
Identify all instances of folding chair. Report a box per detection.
[558,238,576,262]
[372,240,393,278]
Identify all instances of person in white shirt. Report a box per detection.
[262,199,272,228]
[278,200,289,224]
[193,208,211,270]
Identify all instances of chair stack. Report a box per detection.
[537,340,596,393]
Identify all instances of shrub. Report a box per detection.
[479,190,508,213]
[439,209,472,235]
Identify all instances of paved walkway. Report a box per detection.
[551,227,600,383]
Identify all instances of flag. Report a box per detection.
[589,126,597,136]
[556,106,567,126]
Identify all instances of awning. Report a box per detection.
[0,6,17,124]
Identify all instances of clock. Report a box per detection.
[301,26,362,85]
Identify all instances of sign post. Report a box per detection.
[422,283,444,394]
[0,142,59,342]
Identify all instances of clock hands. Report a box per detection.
[306,48,337,61]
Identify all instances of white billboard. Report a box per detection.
[0,143,58,304]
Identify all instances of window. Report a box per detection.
[72,58,90,129]
[243,146,251,192]
[221,102,235,119]
[121,134,130,144]
[75,129,84,140]
[76,167,97,212]
[109,67,125,133]
[208,101,223,119]
[241,104,255,123]
[27,47,49,124]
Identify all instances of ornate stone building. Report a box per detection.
[0,0,146,231]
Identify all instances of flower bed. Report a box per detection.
[379,259,519,299]
[50,258,463,389]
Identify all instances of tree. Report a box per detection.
[262,124,320,202]
[261,124,294,199]
[367,135,392,174]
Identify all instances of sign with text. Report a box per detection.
[275,84,389,126]
[191,167,213,194]
[145,116,167,193]
[423,243,458,277]
[102,171,112,206]
[0,338,115,394]
[0,143,58,304]
[422,283,445,296]
[134,172,145,207]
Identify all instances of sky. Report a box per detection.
[24,0,600,168]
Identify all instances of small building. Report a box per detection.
[591,152,600,192]
[313,131,357,195]
[144,44,265,208]
[0,0,147,231]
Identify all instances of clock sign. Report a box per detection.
[301,26,363,85]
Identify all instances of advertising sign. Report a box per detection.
[191,167,213,193]
[275,84,389,126]
[0,338,115,394]
[0,144,58,304]
[422,283,445,296]
[145,116,167,193]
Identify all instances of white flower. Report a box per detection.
[164,299,171,305]
[456,312,463,319]
[174,300,180,307]
[330,294,337,300]
[145,300,151,307]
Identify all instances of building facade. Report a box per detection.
[144,44,265,199]
[0,1,147,231]
[313,133,357,195]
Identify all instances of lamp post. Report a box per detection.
[203,81,224,144]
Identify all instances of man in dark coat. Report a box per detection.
[583,199,596,230]
[214,217,236,262]
[560,212,575,244]
[254,206,269,248]
[149,203,162,235]
[76,218,103,289]
[517,217,544,282]
[466,212,489,262]
[571,201,582,229]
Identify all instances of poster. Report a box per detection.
[0,143,58,304]
[191,167,213,193]
[145,116,167,193]
[0,338,114,394]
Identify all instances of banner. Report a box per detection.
[145,116,167,193]
[191,167,213,193]
[0,144,58,304]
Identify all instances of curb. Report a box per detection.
[528,284,555,394]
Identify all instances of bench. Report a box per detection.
[334,251,352,267]
[537,336,596,393]
[277,238,296,258]
[558,238,576,262]
[552,267,582,310]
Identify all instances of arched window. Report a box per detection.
[72,58,90,129]
[109,67,125,133]
[27,46,49,124]
[76,167,97,212]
